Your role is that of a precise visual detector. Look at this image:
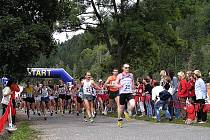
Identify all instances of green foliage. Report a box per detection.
[18,0,210,80]
[0,0,80,80]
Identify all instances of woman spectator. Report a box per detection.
[160,70,167,86]
[143,77,153,117]
[194,70,207,123]
[186,71,196,102]
[167,70,179,119]
[1,78,19,128]
[177,71,188,120]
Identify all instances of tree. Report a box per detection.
[0,0,79,79]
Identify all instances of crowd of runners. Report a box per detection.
[3,64,210,128]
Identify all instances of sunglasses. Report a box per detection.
[124,67,130,69]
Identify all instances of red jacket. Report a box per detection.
[137,84,144,96]
[186,104,195,120]
[187,80,195,97]
[178,79,188,98]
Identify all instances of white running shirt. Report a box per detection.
[83,80,93,95]
[118,73,134,94]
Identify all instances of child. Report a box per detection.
[184,99,196,125]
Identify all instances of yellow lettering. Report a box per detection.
[42,70,47,77]
[47,70,51,76]
[36,70,41,76]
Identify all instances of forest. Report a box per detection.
[1,0,210,81]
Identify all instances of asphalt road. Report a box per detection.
[15,111,210,140]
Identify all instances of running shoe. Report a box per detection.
[44,117,47,120]
[84,116,88,122]
[198,121,207,124]
[77,112,79,116]
[124,112,131,121]
[50,112,53,116]
[89,117,94,123]
[117,119,123,128]
[33,112,36,115]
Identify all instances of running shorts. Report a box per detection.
[77,96,83,103]
[41,97,50,103]
[97,94,109,101]
[119,93,134,105]
[35,96,41,102]
[59,94,66,100]
[24,97,35,103]
[83,94,94,101]
[49,96,55,100]
[108,90,119,100]
[65,95,71,100]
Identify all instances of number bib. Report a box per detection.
[119,74,133,94]
[26,93,33,98]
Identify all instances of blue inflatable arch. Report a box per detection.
[27,68,74,84]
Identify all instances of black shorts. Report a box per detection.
[77,96,83,103]
[41,97,50,103]
[108,90,119,100]
[24,97,35,103]
[119,93,134,105]
[54,97,58,103]
[66,95,71,100]
[59,94,66,100]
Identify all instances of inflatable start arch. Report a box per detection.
[27,68,74,84]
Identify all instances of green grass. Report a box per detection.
[107,112,210,127]
[9,122,39,140]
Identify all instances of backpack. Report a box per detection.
[159,90,171,101]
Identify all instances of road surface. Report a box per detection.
[17,111,210,140]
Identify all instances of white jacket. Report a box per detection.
[1,86,11,105]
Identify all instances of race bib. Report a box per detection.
[26,93,33,98]
[120,81,132,93]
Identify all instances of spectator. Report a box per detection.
[143,77,153,117]
[154,82,172,122]
[136,79,145,117]
[160,70,167,86]
[194,70,207,123]
[177,71,188,120]
[168,70,179,119]
[186,71,196,102]
[184,99,196,125]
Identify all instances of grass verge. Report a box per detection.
[107,112,210,127]
[9,122,39,140]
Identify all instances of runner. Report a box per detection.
[97,79,108,115]
[58,80,67,115]
[76,82,84,116]
[54,85,59,114]
[66,83,73,114]
[81,72,101,122]
[23,81,35,120]
[39,81,51,120]
[115,64,136,128]
[34,82,42,116]
[48,80,56,116]
[105,68,120,115]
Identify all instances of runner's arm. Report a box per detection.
[105,77,111,87]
